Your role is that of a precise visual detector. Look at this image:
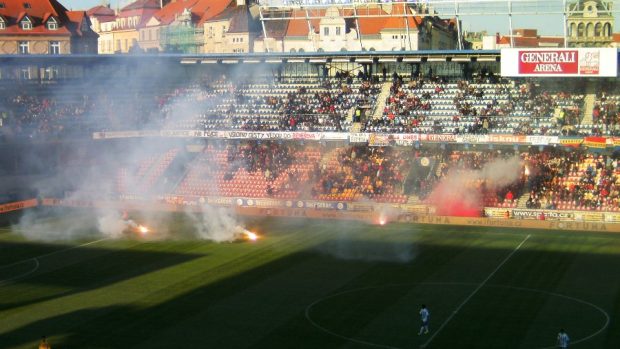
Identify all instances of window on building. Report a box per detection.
[49,41,60,54]
[23,2,31,9]
[595,23,602,36]
[43,66,59,80]
[603,23,611,37]
[336,27,341,36]
[324,27,329,36]
[47,17,58,30]
[20,67,30,80]
[21,17,32,30]
[18,41,29,54]
[0,3,5,9]
[116,39,120,51]
[0,17,5,30]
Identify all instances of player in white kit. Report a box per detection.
[418,304,430,335]
[557,329,570,348]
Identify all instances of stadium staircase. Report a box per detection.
[155,149,197,195]
[515,192,531,209]
[371,82,392,120]
[138,148,180,193]
[580,82,597,125]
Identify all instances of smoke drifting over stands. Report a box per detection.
[0,58,618,238]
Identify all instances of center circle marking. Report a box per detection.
[304,282,609,349]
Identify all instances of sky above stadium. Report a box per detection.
[63,0,618,36]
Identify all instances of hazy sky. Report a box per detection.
[62,0,617,36]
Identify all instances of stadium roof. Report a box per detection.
[0,49,617,66]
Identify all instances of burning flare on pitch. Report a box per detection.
[243,230,258,241]
[236,226,259,241]
[137,225,149,235]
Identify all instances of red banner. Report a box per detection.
[0,199,38,214]
[518,50,579,74]
[583,136,607,149]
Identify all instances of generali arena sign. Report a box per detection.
[501,48,617,77]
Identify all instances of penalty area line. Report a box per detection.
[0,237,110,271]
[420,234,531,349]
[0,258,40,286]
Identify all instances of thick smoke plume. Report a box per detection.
[10,65,271,242]
[429,156,522,217]
[184,205,246,242]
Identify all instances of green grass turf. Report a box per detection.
[0,215,619,348]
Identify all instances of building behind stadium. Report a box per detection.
[1,0,619,55]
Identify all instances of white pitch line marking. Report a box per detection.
[420,234,531,348]
[0,258,40,286]
[0,238,109,271]
[0,238,111,286]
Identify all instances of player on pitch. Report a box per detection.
[418,304,430,335]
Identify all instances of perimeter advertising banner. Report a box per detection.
[501,48,617,77]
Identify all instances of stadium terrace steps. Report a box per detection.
[516,192,531,209]
[581,84,597,125]
[372,82,393,120]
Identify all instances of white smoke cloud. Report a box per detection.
[183,204,244,242]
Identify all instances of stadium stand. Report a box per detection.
[363,77,584,135]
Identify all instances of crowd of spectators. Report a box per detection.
[525,150,619,211]
[362,77,585,136]
[312,146,410,203]
[591,90,620,136]
[1,73,607,142]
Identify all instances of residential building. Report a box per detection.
[202,0,260,54]
[97,0,161,54]
[140,0,209,53]
[87,4,116,54]
[567,0,614,47]
[483,29,565,49]
[0,0,97,55]
[253,4,458,53]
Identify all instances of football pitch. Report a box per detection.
[0,215,619,348]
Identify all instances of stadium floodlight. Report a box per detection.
[476,56,498,61]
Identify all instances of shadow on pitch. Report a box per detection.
[0,239,205,313]
[1,220,619,349]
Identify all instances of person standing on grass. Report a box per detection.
[418,304,430,335]
[557,328,570,348]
